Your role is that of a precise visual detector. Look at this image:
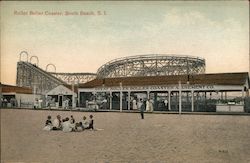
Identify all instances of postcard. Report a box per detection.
[1,1,249,163]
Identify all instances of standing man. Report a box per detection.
[138,99,145,119]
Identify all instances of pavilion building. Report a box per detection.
[78,72,250,112]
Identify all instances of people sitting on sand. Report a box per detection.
[62,117,75,132]
[52,115,62,130]
[86,115,94,130]
[75,122,84,132]
[82,116,89,129]
[44,115,96,132]
[43,115,53,131]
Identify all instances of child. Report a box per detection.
[75,122,84,132]
[87,115,94,130]
[82,116,89,129]
[70,115,75,124]
[52,115,62,130]
[43,115,53,131]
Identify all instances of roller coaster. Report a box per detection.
[97,54,205,78]
[16,52,205,94]
[16,51,97,94]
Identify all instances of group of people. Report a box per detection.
[43,114,94,132]
[46,97,71,109]
[132,98,154,112]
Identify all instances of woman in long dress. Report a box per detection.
[149,99,154,112]
[146,99,150,111]
[132,99,137,110]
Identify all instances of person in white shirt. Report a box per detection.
[164,99,168,110]
[102,99,107,109]
[52,115,62,130]
[82,116,89,129]
[43,115,53,131]
[75,122,84,132]
[62,117,75,132]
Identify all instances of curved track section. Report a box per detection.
[97,54,205,78]
[50,72,97,84]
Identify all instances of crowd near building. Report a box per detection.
[1,53,250,112]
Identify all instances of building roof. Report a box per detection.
[63,84,78,93]
[79,72,250,88]
[46,85,77,96]
[1,84,33,94]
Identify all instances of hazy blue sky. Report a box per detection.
[1,1,249,85]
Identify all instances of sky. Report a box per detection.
[1,1,249,85]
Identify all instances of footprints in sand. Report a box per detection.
[218,149,228,153]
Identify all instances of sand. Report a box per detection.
[1,109,250,163]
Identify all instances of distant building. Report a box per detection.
[1,84,42,108]
[45,85,77,109]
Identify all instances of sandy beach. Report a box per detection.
[1,109,250,163]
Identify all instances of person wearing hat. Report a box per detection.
[43,115,53,131]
